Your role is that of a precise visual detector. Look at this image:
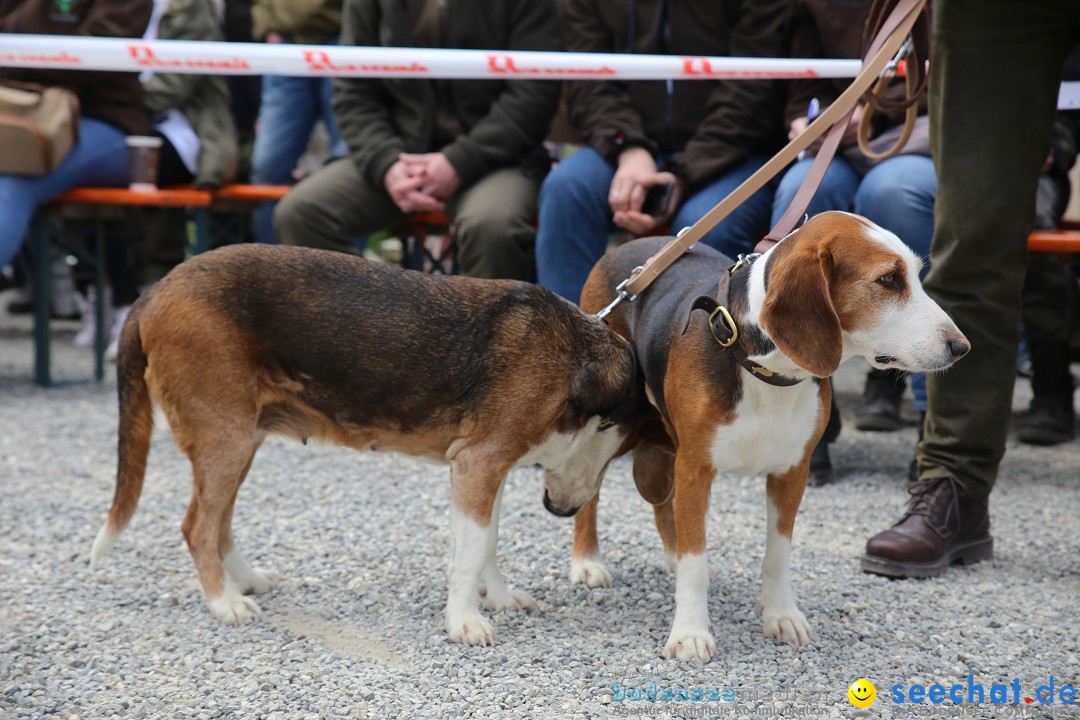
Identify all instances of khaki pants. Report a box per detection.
[274,157,540,281]
[919,0,1080,500]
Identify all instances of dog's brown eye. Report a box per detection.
[878,273,901,290]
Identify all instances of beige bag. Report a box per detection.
[0,81,80,176]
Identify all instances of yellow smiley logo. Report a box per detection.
[848,678,877,708]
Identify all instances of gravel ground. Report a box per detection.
[1,287,1079,720]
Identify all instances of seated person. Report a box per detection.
[772,0,934,482]
[249,0,346,245]
[274,0,561,282]
[535,0,790,303]
[86,0,239,361]
[0,0,152,273]
[1017,111,1080,446]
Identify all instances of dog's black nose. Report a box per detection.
[543,490,581,518]
[947,337,970,360]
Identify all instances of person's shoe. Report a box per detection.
[1017,396,1075,446]
[5,286,82,320]
[808,437,834,487]
[855,369,906,432]
[73,286,114,349]
[861,476,993,578]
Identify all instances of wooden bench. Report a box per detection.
[29,186,1080,386]
[31,184,290,386]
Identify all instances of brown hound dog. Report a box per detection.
[90,244,642,646]
[571,212,969,661]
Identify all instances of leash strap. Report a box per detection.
[614,0,927,301]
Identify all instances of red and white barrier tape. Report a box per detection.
[0,34,863,80]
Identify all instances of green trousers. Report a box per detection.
[919,0,1080,500]
[274,157,541,282]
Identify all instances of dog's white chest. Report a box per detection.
[708,380,822,476]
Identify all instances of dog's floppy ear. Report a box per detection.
[759,239,842,378]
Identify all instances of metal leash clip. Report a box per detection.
[595,265,644,321]
[883,37,913,78]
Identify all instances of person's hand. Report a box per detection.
[265,31,285,43]
[608,147,655,214]
[400,152,462,200]
[609,147,679,235]
[613,173,682,235]
[788,115,811,141]
[788,103,864,152]
[384,159,445,213]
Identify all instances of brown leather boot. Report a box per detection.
[861,477,993,578]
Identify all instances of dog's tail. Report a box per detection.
[91,303,153,566]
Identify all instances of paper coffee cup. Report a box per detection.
[126,135,163,192]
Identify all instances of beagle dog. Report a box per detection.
[90,244,641,646]
[573,211,969,662]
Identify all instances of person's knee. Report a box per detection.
[456,211,535,281]
[274,189,330,249]
[539,163,583,210]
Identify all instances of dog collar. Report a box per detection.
[597,343,644,430]
[680,255,804,387]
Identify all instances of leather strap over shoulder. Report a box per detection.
[614,0,927,299]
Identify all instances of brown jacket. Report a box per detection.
[784,0,928,139]
[0,0,152,136]
[564,0,791,193]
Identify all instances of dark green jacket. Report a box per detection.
[145,0,238,187]
[333,0,562,191]
[251,0,341,44]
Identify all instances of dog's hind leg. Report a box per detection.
[445,452,514,646]
[570,491,613,588]
[181,431,263,626]
[479,480,540,613]
[761,469,811,647]
[219,437,280,596]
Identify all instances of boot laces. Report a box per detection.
[905,476,958,530]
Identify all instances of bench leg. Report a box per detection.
[31,216,52,388]
[192,209,212,255]
[93,220,106,382]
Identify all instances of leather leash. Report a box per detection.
[596,0,928,320]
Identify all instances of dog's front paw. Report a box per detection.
[762,606,812,647]
[663,628,716,663]
[570,556,613,588]
[446,613,497,646]
[237,567,282,596]
[481,587,542,614]
[207,593,262,626]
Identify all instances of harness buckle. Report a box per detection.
[707,305,739,348]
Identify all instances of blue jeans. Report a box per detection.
[251,69,347,244]
[772,153,937,410]
[0,118,130,270]
[536,147,777,302]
